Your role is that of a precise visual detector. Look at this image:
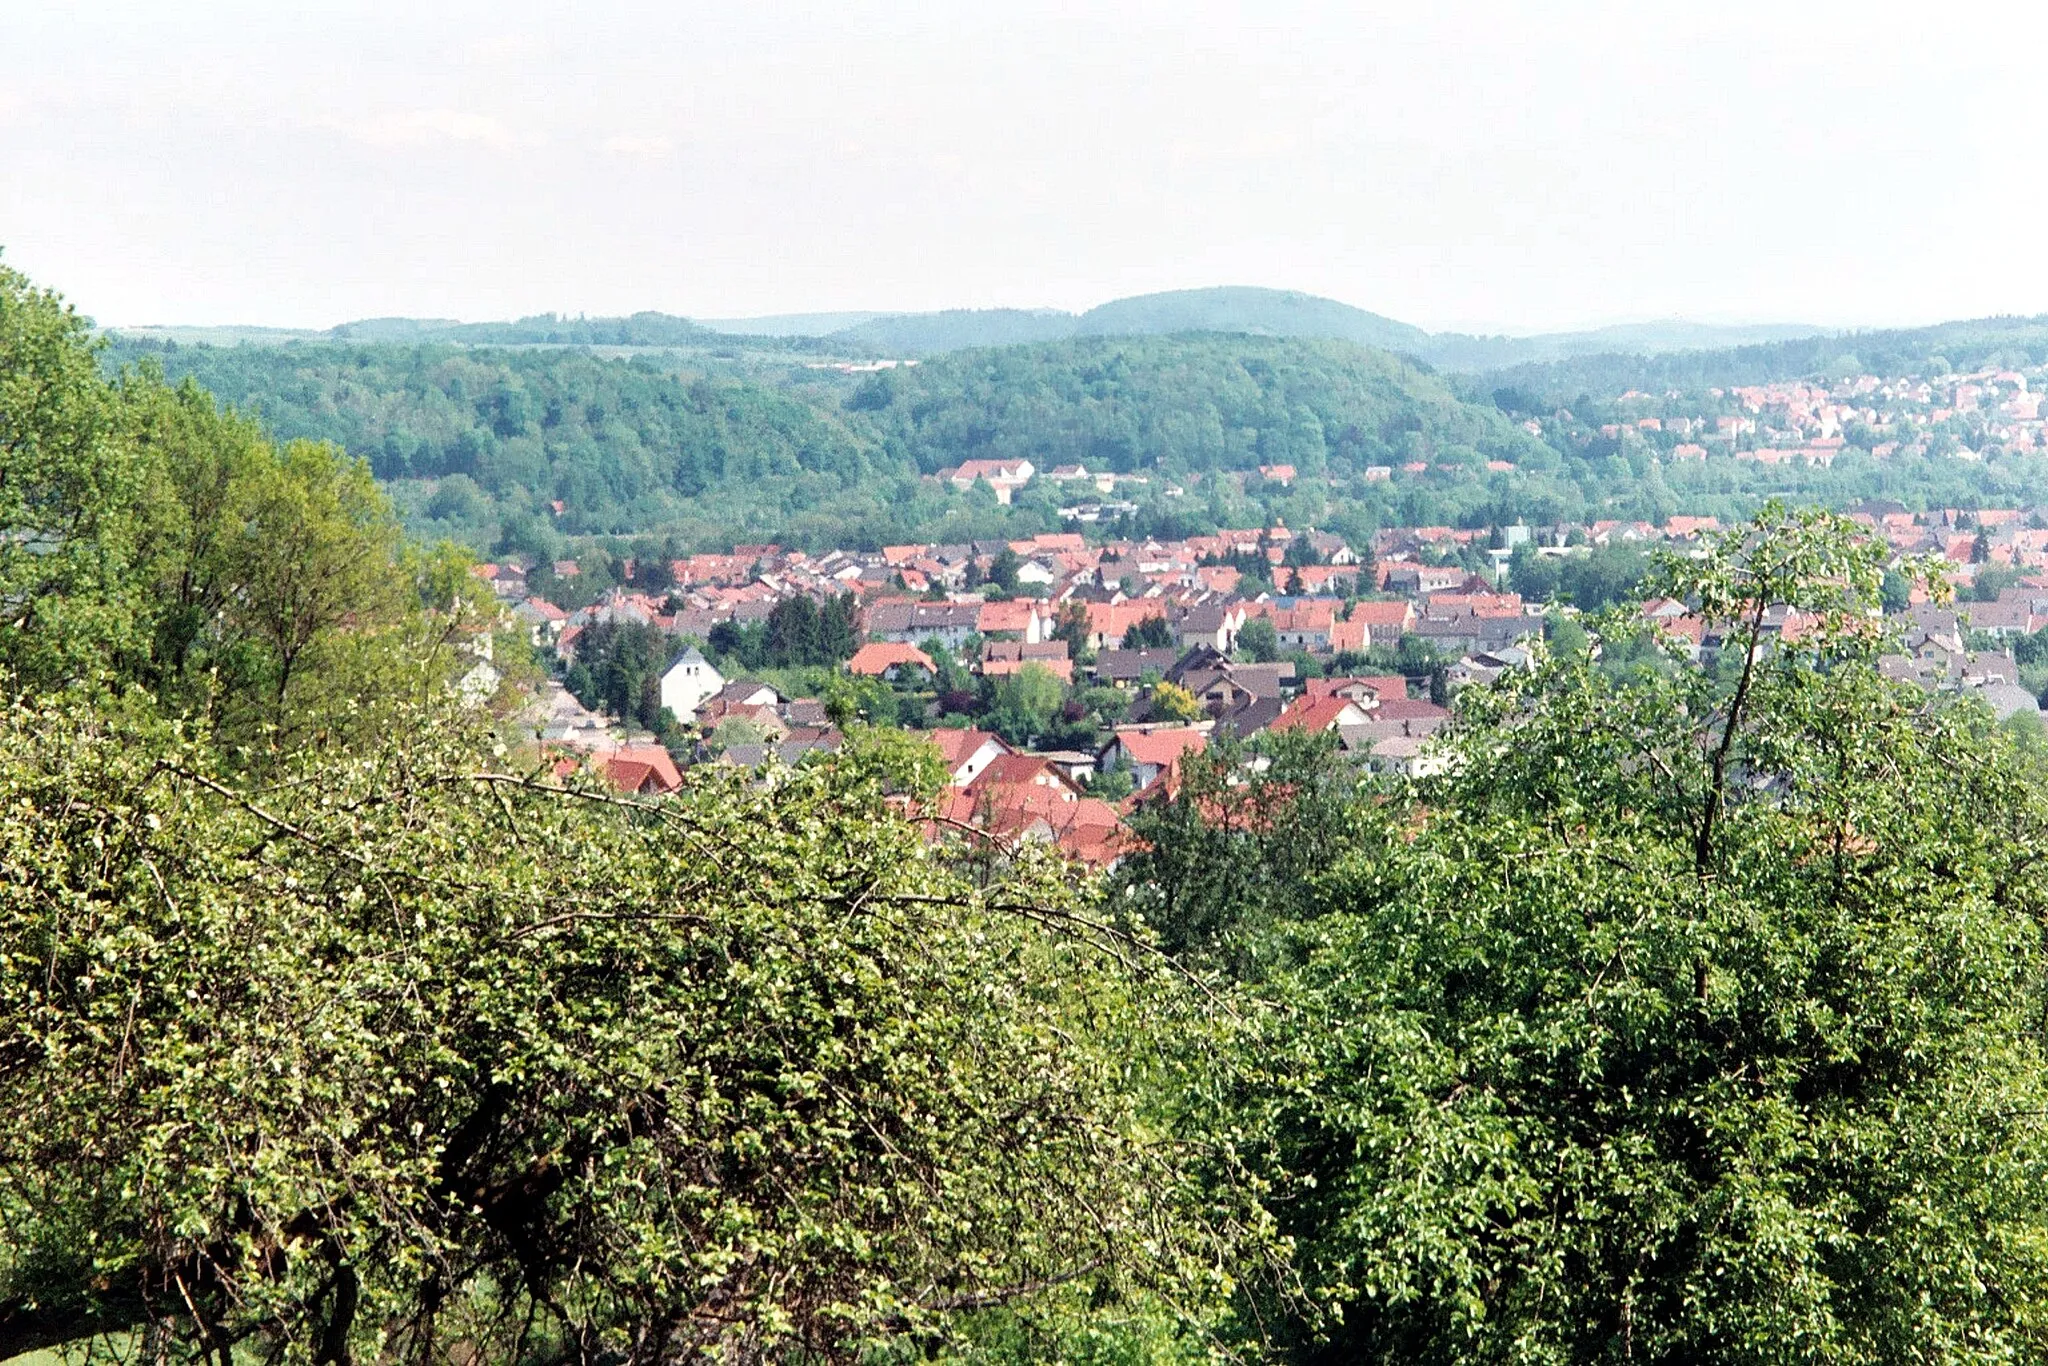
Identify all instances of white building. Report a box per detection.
[658,646,726,722]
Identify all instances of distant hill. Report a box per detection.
[745,290,1830,369]
[323,317,468,342]
[853,332,1549,482]
[329,312,719,347]
[103,323,330,346]
[696,311,893,337]
[827,308,1077,353]
[1420,322,1831,371]
[99,330,1549,549]
[113,291,1840,372]
[1076,286,1433,353]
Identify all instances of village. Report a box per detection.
[1552,362,2048,466]
[456,493,2048,870]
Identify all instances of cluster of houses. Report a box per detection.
[529,628,1461,869]
[1568,364,2048,467]
[469,498,2048,870]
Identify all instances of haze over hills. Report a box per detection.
[112,285,1832,372]
[695,311,892,337]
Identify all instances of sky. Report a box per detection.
[5,0,2047,334]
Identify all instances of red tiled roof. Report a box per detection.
[926,728,1006,767]
[1112,727,1207,767]
[1268,696,1365,733]
[969,753,1085,794]
[846,641,935,676]
[1349,600,1416,627]
[600,746,683,796]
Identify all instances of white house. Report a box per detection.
[658,646,726,722]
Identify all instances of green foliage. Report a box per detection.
[106,332,1557,551]
[1973,563,2023,601]
[1477,312,2048,402]
[0,262,155,691]
[871,336,1542,486]
[1122,614,1175,650]
[987,662,1067,746]
[1171,509,2048,1359]
[1236,617,1280,662]
[564,619,674,733]
[1113,731,1362,978]
[1508,541,1651,609]
[706,593,858,671]
[0,699,1213,1362]
[1146,681,1205,725]
[1,266,458,753]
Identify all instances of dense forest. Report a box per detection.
[101,331,1556,551]
[104,321,2048,557]
[24,260,2048,1362]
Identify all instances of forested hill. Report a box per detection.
[102,331,1540,551]
[858,333,1544,478]
[1474,313,2048,401]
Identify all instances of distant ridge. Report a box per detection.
[110,287,1830,372]
[828,308,1075,353]
[696,311,892,337]
[1075,286,1432,352]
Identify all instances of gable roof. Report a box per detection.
[969,752,1087,795]
[599,745,683,796]
[925,728,1008,768]
[1110,727,1208,767]
[1268,695,1371,733]
[846,641,936,676]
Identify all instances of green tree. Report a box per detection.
[1235,617,1280,663]
[987,662,1066,745]
[1121,614,1174,650]
[218,439,405,716]
[0,261,156,692]
[0,702,1215,1363]
[987,547,1022,594]
[1147,680,1205,724]
[1880,565,1914,613]
[1200,508,2048,1360]
[1051,599,1094,663]
[1114,730,1360,976]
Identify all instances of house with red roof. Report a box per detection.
[1083,601,1169,651]
[598,745,684,796]
[968,752,1087,798]
[977,598,1053,641]
[944,458,1035,504]
[924,728,1011,786]
[1099,727,1208,793]
[1267,695,1373,735]
[929,780,1130,868]
[980,640,1074,682]
[1248,599,1341,650]
[1328,600,1415,654]
[845,641,936,680]
[1307,675,1410,706]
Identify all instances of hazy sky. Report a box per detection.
[6,0,2046,333]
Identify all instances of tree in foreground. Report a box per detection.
[1205,507,2048,1362]
[0,712,1221,1363]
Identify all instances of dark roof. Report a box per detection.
[1211,694,1286,737]
[1093,648,1180,682]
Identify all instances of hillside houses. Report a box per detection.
[503,491,2048,874]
